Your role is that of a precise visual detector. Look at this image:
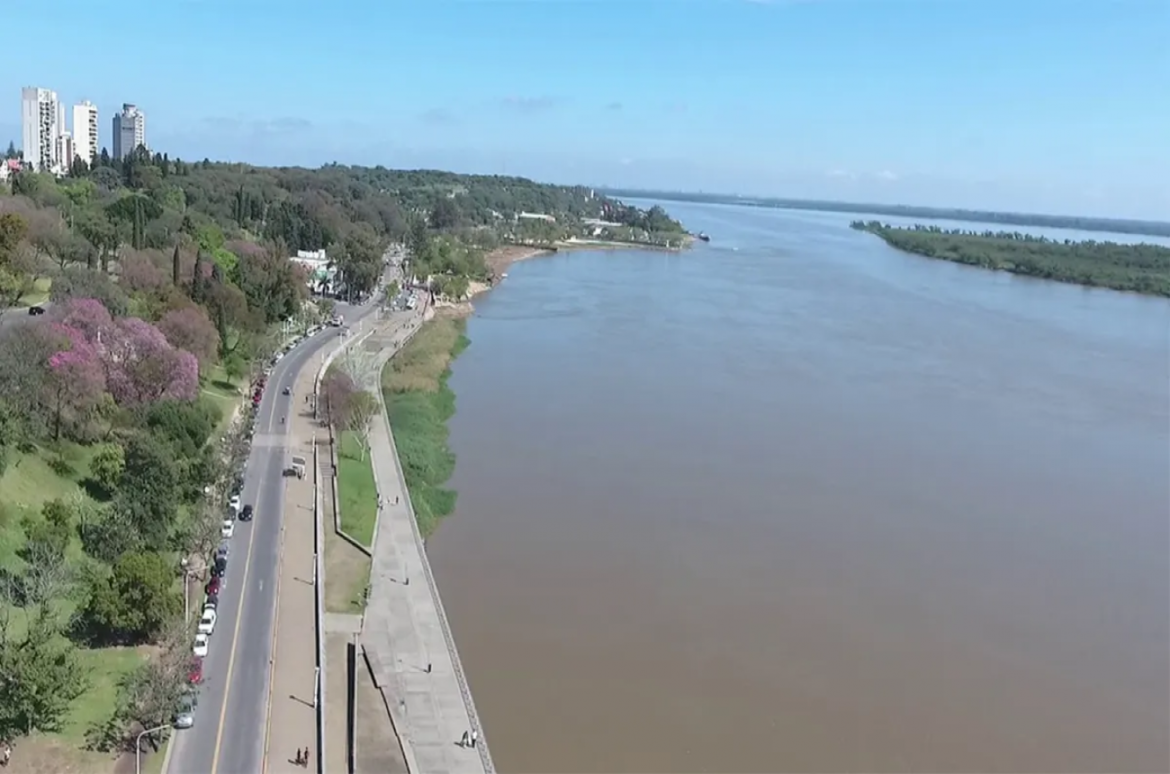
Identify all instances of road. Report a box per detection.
[167,295,383,774]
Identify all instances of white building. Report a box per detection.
[289,249,338,295]
[20,86,63,173]
[72,100,99,165]
[56,131,73,171]
[112,103,146,160]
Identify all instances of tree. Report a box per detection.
[3,141,16,159]
[0,607,89,737]
[79,504,140,565]
[89,443,125,497]
[45,321,107,439]
[116,434,179,545]
[107,318,200,405]
[321,370,357,430]
[76,551,180,645]
[172,243,181,286]
[346,390,380,461]
[157,306,219,373]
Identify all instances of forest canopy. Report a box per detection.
[852,221,1170,297]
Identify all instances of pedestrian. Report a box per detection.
[295,748,303,765]
[395,495,399,505]
[303,748,311,768]
[471,730,478,748]
[405,576,410,586]
[460,731,470,747]
[426,662,432,673]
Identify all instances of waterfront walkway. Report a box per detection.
[360,314,493,774]
[267,346,327,772]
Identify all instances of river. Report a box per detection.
[429,201,1170,773]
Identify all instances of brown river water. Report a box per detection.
[429,201,1170,773]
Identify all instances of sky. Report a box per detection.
[1,0,1166,220]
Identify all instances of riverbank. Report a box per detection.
[380,312,469,537]
[854,221,1170,297]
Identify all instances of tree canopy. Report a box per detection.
[852,221,1170,297]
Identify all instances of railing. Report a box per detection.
[313,437,327,773]
[376,354,495,773]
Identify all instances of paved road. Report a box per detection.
[167,298,381,774]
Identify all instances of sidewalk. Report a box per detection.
[266,347,327,773]
[361,314,492,774]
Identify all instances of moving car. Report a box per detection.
[193,633,210,657]
[221,517,235,538]
[197,608,217,635]
[282,386,291,396]
[27,305,45,316]
[239,504,253,522]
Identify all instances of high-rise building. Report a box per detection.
[56,131,74,171]
[20,86,63,172]
[72,100,99,165]
[112,103,146,160]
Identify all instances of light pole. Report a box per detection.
[313,666,321,709]
[180,558,190,621]
[135,723,169,774]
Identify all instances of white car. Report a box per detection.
[193,633,209,657]
[221,518,235,538]
[228,494,241,513]
[197,608,217,635]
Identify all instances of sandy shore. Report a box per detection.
[483,244,555,278]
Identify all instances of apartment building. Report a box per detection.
[72,100,99,165]
[20,86,63,172]
[112,103,146,160]
[56,131,74,170]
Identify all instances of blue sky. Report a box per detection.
[1,0,1166,219]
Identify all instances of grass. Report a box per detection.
[200,363,246,436]
[58,646,151,746]
[324,527,371,614]
[336,431,377,548]
[0,441,100,513]
[381,316,469,537]
[18,276,52,307]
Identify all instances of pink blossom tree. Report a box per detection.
[157,306,219,374]
[107,318,199,405]
[44,322,107,439]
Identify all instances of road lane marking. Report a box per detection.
[209,384,283,774]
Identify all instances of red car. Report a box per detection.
[188,657,204,685]
[205,577,221,596]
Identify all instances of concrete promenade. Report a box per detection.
[266,345,328,772]
[360,314,493,774]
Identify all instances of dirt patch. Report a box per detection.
[4,735,117,774]
[483,245,553,279]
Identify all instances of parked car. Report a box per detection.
[188,658,204,685]
[228,494,241,513]
[192,633,210,657]
[222,518,235,538]
[204,592,218,609]
[197,608,217,635]
[216,544,230,560]
[27,305,45,316]
[205,577,221,597]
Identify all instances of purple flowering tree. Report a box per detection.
[157,306,220,374]
[50,297,200,407]
[107,318,199,405]
[44,322,107,439]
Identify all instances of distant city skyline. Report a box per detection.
[17,87,146,172]
[2,0,1164,220]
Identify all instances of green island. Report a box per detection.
[851,220,1170,297]
[0,144,683,770]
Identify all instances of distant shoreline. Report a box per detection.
[603,188,1170,240]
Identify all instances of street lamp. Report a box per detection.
[180,558,191,621]
[135,723,169,774]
